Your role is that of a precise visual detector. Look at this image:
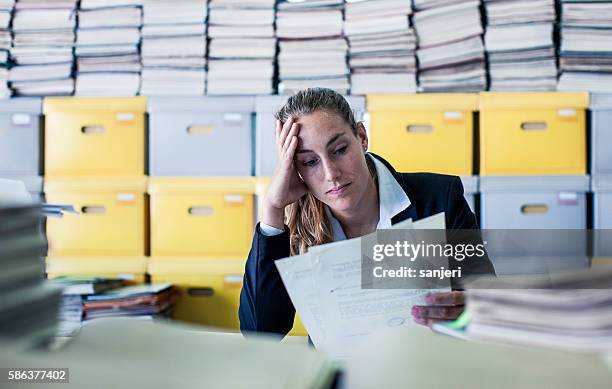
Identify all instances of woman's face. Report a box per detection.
[294,110,371,213]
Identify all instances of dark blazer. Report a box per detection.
[239,153,495,336]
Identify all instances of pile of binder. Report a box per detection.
[140,0,207,96]
[466,267,612,353]
[81,283,177,324]
[75,0,142,96]
[0,205,61,349]
[276,0,349,94]
[344,0,417,94]
[207,0,275,94]
[484,0,557,91]
[9,0,77,96]
[558,0,612,93]
[413,0,486,92]
[0,0,12,97]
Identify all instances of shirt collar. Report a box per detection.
[325,153,411,240]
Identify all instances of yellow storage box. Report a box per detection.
[46,256,148,284]
[367,94,477,176]
[43,97,147,176]
[149,177,255,257]
[147,257,307,335]
[45,176,148,256]
[479,92,589,175]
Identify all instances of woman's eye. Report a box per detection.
[334,146,347,155]
[303,159,318,167]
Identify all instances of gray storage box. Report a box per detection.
[0,98,43,176]
[254,95,367,176]
[593,176,612,256]
[148,97,255,176]
[590,94,612,179]
[0,175,44,203]
[480,176,589,275]
[460,175,478,213]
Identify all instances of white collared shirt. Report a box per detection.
[260,153,411,239]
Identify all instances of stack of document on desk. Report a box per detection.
[345,0,416,94]
[9,0,76,96]
[276,213,450,360]
[413,0,486,92]
[466,266,612,352]
[0,205,61,349]
[207,0,275,94]
[277,0,349,94]
[0,0,13,97]
[82,283,178,323]
[484,0,557,91]
[75,0,142,95]
[558,1,612,93]
[141,0,206,95]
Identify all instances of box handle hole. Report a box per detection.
[188,206,214,216]
[521,122,547,131]
[82,206,106,214]
[82,125,105,134]
[187,125,213,134]
[188,287,214,297]
[406,124,433,133]
[520,204,548,214]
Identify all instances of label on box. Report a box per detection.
[443,111,464,124]
[11,113,31,126]
[224,275,243,288]
[558,108,577,121]
[223,113,244,125]
[117,192,136,204]
[224,194,244,204]
[116,112,135,122]
[558,192,579,206]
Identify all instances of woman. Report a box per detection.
[239,87,495,336]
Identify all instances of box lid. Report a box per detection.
[0,98,42,113]
[148,96,255,113]
[46,256,148,276]
[592,176,612,192]
[148,257,246,275]
[367,93,478,111]
[480,175,590,192]
[148,177,256,195]
[44,176,148,193]
[590,94,612,110]
[460,176,478,195]
[43,96,147,113]
[479,92,589,110]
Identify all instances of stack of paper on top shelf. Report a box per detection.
[141,0,206,96]
[413,0,486,92]
[207,0,275,94]
[484,0,557,91]
[277,0,349,94]
[75,0,143,96]
[9,0,76,96]
[344,0,416,94]
[558,0,612,93]
[276,213,450,361]
[466,266,612,353]
[0,0,13,97]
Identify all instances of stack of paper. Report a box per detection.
[413,1,486,92]
[558,0,612,93]
[75,0,143,96]
[9,0,77,96]
[0,0,13,97]
[484,0,557,91]
[277,0,349,94]
[344,0,416,94]
[466,267,612,353]
[276,213,450,360]
[81,283,178,324]
[207,0,275,94]
[57,294,83,336]
[140,0,207,95]
[0,205,62,349]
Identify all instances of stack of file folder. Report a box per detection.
[0,205,61,349]
[344,0,417,94]
[413,0,486,92]
[465,267,612,353]
[276,0,349,94]
[558,0,612,93]
[81,283,177,324]
[0,0,13,97]
[9,0,76,96]
[484,0,557,91]
[140,0,207,96]
[75,0,143,96]
[207,0,275,94]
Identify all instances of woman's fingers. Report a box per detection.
[275,119,282,145]
[277,117,294,153]
[282,123,299,156]
[425,291,465,306]
[411,305,464,321]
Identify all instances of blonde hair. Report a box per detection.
[275,88,375,255]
